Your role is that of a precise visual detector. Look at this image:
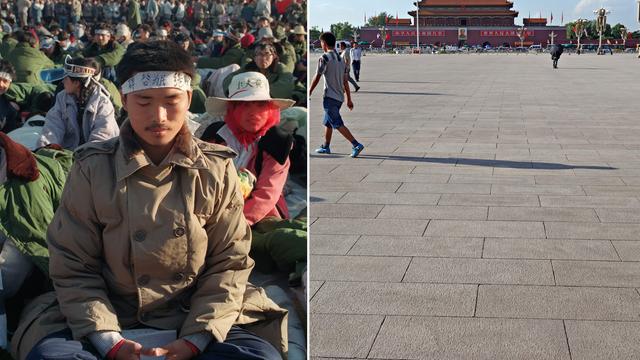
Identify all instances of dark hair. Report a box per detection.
[137,24,152,33]
[253,43,279,72]
[116,40,195,87]
[93,22,111,35]
[15,30,38,47]
[319,32,336,47]
[0,60,16,81]
[66,57,102,105]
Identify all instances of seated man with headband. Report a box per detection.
[12,41,287,360]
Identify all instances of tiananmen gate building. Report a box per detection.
[356,0,631,48]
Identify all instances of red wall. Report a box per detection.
[359,26,637,48]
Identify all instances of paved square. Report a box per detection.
[310,53,640,359]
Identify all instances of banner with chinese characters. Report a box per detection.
[480,30,535,37]
[392,30,446,37]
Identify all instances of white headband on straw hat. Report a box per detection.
[205,72,295,115]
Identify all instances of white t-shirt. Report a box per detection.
[351,47,363,61]
[217,124,258,170]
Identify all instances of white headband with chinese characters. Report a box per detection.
[121,71,192,95]
[64,55,96,78]
[0,72,12,81]
[95,29,111,36]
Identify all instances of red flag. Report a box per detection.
[386,32,391,40]
[396,11,399,26]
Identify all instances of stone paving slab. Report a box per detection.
[553,261,640,287]
[438,194,540,207]
[337,192,441,205]
[309,281,324,300]
[403,258,554,285]
[362,173,451,183]
[612,241,640,261]
[490,184,585,195]
[311,281,476,316]
[540,195,640,209]
[309,181,401,193]
[488,206,598,222]
[377,205,488,220]
[368,316,570,360]
[448,174,535,185]
[309,53,640,358]
[310,234,361,256]
[565,320,640,359]
[311,255,411,282]
[397,182,491,194]
[348,236,483,258]
[476,285,640,320]
[309,204,384,219]
[545,222,640,240]
[424,220,545,238]
[309,191,346,204]
[310,314,384,358]
[483,238,619,261]
[311,218,428,236]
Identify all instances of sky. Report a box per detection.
[310,0,640,32]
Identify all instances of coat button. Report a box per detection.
[173,272,185,282]
[138,275,150,286]
[133,230,146,242]
[173,227,186,237]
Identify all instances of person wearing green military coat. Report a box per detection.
[6,31,55,85]
[290,24,307,62]
[5,81,56,115]
[224,43,294,101]
[196,34,244,69]
[83,25,125,81]
[127,0,142,30]
[251,27,296,73]
[189,72,207,114]
[0,132,72,300]
[0,34,18,59]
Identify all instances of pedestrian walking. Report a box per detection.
[351,41,362,81]
[339,41,359,92]
[310,32,364,158]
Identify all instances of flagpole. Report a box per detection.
[416,2,420,51]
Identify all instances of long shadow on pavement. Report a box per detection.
[311,154,617,170]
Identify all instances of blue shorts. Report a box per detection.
[322,97,344,129]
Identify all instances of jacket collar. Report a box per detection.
[0,132,39,182]
[115,119,208,181]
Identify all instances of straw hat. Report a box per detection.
[291,25,306,35]
[205,72,295,115]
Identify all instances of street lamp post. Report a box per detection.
[573,19,588,55]
[620,26,627,48]
[594,7,610,55]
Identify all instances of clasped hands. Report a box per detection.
[114,339,196,360]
